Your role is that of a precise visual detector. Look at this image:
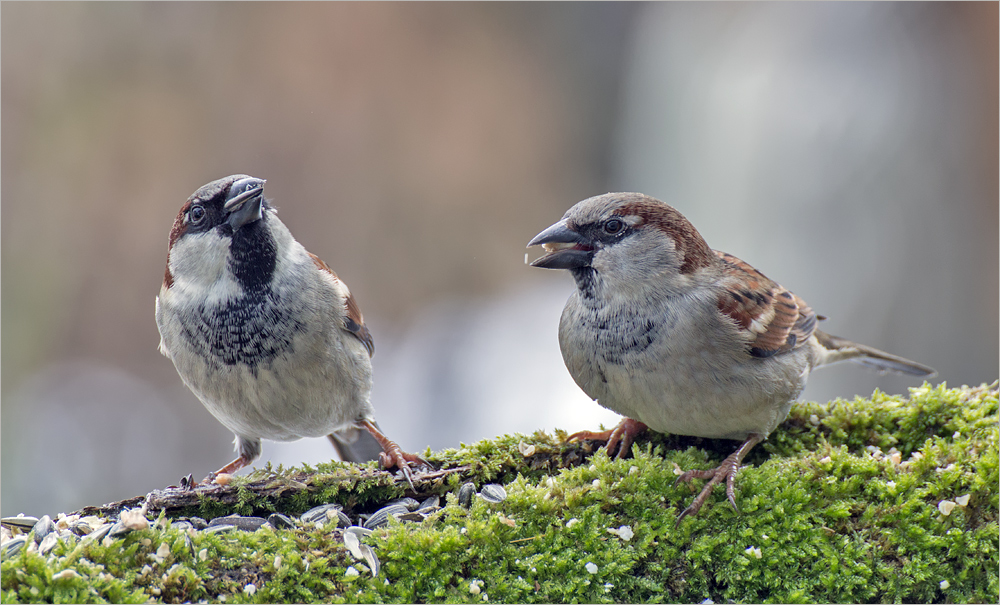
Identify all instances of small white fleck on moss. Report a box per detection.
[585,561,598,574]
[745,546,762,559]
[809,414,820,425]
[198,548,208,562]
[274,555,282,570]
[956,494,971,507]
[938,500,956,516]
[940,580,950,590]
[469,580,482,595]
[345,566,360,577]
[607,525,634,541]
[629,466,639,474]
[51,569,81,581]
[243,584,256,596]
[154,542,171,563]
[592,479,601,488]
[566,517,580,528]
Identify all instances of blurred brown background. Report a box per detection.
[2,2,996,518]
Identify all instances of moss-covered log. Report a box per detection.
[2,383,997,604]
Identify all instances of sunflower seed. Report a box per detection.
[266,513,295,529]
[478,484,507,504]
[82,523,112,543]
[417,495,440,511]
[458,483,476,508]
[301,503,343,525]
[32,515,55,543]
[170,521,195,533]
[109,521,137,539]
[363,504,409,530]
[202,524,236,535]
[1,536,27,558]
[1,516,38,531]
[209,515,266,532]
[384,497,420,511]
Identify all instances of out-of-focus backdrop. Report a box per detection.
[2,2,996,518]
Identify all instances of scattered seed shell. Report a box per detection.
[120,508,149,531]
[344,525,374,539]
[38,532,60,556]
[51,569,81,581]
[343,531,364,560]
[202,524,236,535]
[361,544,380,577]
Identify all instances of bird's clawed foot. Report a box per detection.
[674,432,764,523]
[199,455,253,486]
[568,418,648,459]
[361,419,429,491]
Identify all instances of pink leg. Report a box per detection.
[568,418,648,459]
[675,432,764,522]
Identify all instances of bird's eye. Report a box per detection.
[188,204,206,225]
[603,218,625,235]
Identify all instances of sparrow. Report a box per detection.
[528,192,935,520]
[155,174,423,486]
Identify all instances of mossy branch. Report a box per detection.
[3,382,998,604]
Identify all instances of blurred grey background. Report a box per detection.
[2,2,996,518]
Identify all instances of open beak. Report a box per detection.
[527,220,594,269]
[225,177,266,230]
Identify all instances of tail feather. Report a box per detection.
[814,330,936,378]
[327,427,386,464]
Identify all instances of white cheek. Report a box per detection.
[168,231,243,301]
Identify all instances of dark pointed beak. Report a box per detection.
[527,220,594,269]
[225,177,266,230]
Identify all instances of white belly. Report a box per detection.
[559,291,809,440]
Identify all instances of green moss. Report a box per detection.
[3,383,997,603]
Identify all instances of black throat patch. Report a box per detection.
[226,218,277,293]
